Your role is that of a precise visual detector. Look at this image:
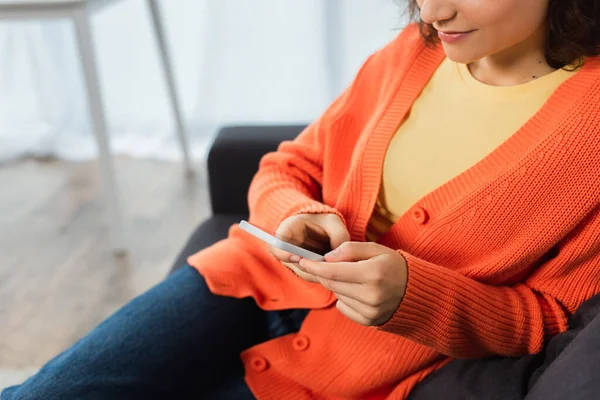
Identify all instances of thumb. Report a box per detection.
[324,242,387,262]
[320,215,350,249]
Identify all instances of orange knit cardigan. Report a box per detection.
[188,24,600,399]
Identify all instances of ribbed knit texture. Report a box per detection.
[188,24,600,399]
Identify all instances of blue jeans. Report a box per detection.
[2,266,307,400]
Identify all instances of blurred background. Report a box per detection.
[0,0,404,387]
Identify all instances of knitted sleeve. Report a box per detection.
[377,203,600,358]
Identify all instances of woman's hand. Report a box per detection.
[269,213,350,283]
[298,242,408,326]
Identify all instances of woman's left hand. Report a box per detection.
[297,242,408,326]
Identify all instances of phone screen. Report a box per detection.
[250,222,332,256]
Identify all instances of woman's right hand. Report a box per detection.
[269,213,350,283]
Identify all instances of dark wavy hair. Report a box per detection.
[406,0,600,69]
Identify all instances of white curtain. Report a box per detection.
[0,0,405,162]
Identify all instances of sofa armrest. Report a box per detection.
[207,124,306,215]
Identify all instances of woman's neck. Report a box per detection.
[468,27,556,86]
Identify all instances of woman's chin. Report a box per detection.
[442,46,482,65]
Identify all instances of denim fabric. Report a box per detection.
[2,266,307,400]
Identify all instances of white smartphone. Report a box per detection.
[239,220,325,261]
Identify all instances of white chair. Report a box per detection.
[0,0,193,254]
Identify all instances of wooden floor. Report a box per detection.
[0,157,210,370]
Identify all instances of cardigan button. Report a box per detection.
[292,335,310,351]
[412,206,429,224]
[249,356,269,372]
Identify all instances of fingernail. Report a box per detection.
[298,259,307,269]
[289,255,301,263]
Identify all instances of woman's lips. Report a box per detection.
[438,30,475,44]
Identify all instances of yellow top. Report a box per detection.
[367,57,575,241]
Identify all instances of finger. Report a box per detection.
[302,221,331,244]
[269,245,297,263]
[325,241,392,262]
[283,262,319,283]
[319,215,351,249]
[316,277,384,307]
[277,219,331,254]
[275,218,304,238]
[336,299,371,326]
[314,277,363,299]
[298,259,368,283]
[335,293,380,324]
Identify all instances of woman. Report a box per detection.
[4,0,600,399]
